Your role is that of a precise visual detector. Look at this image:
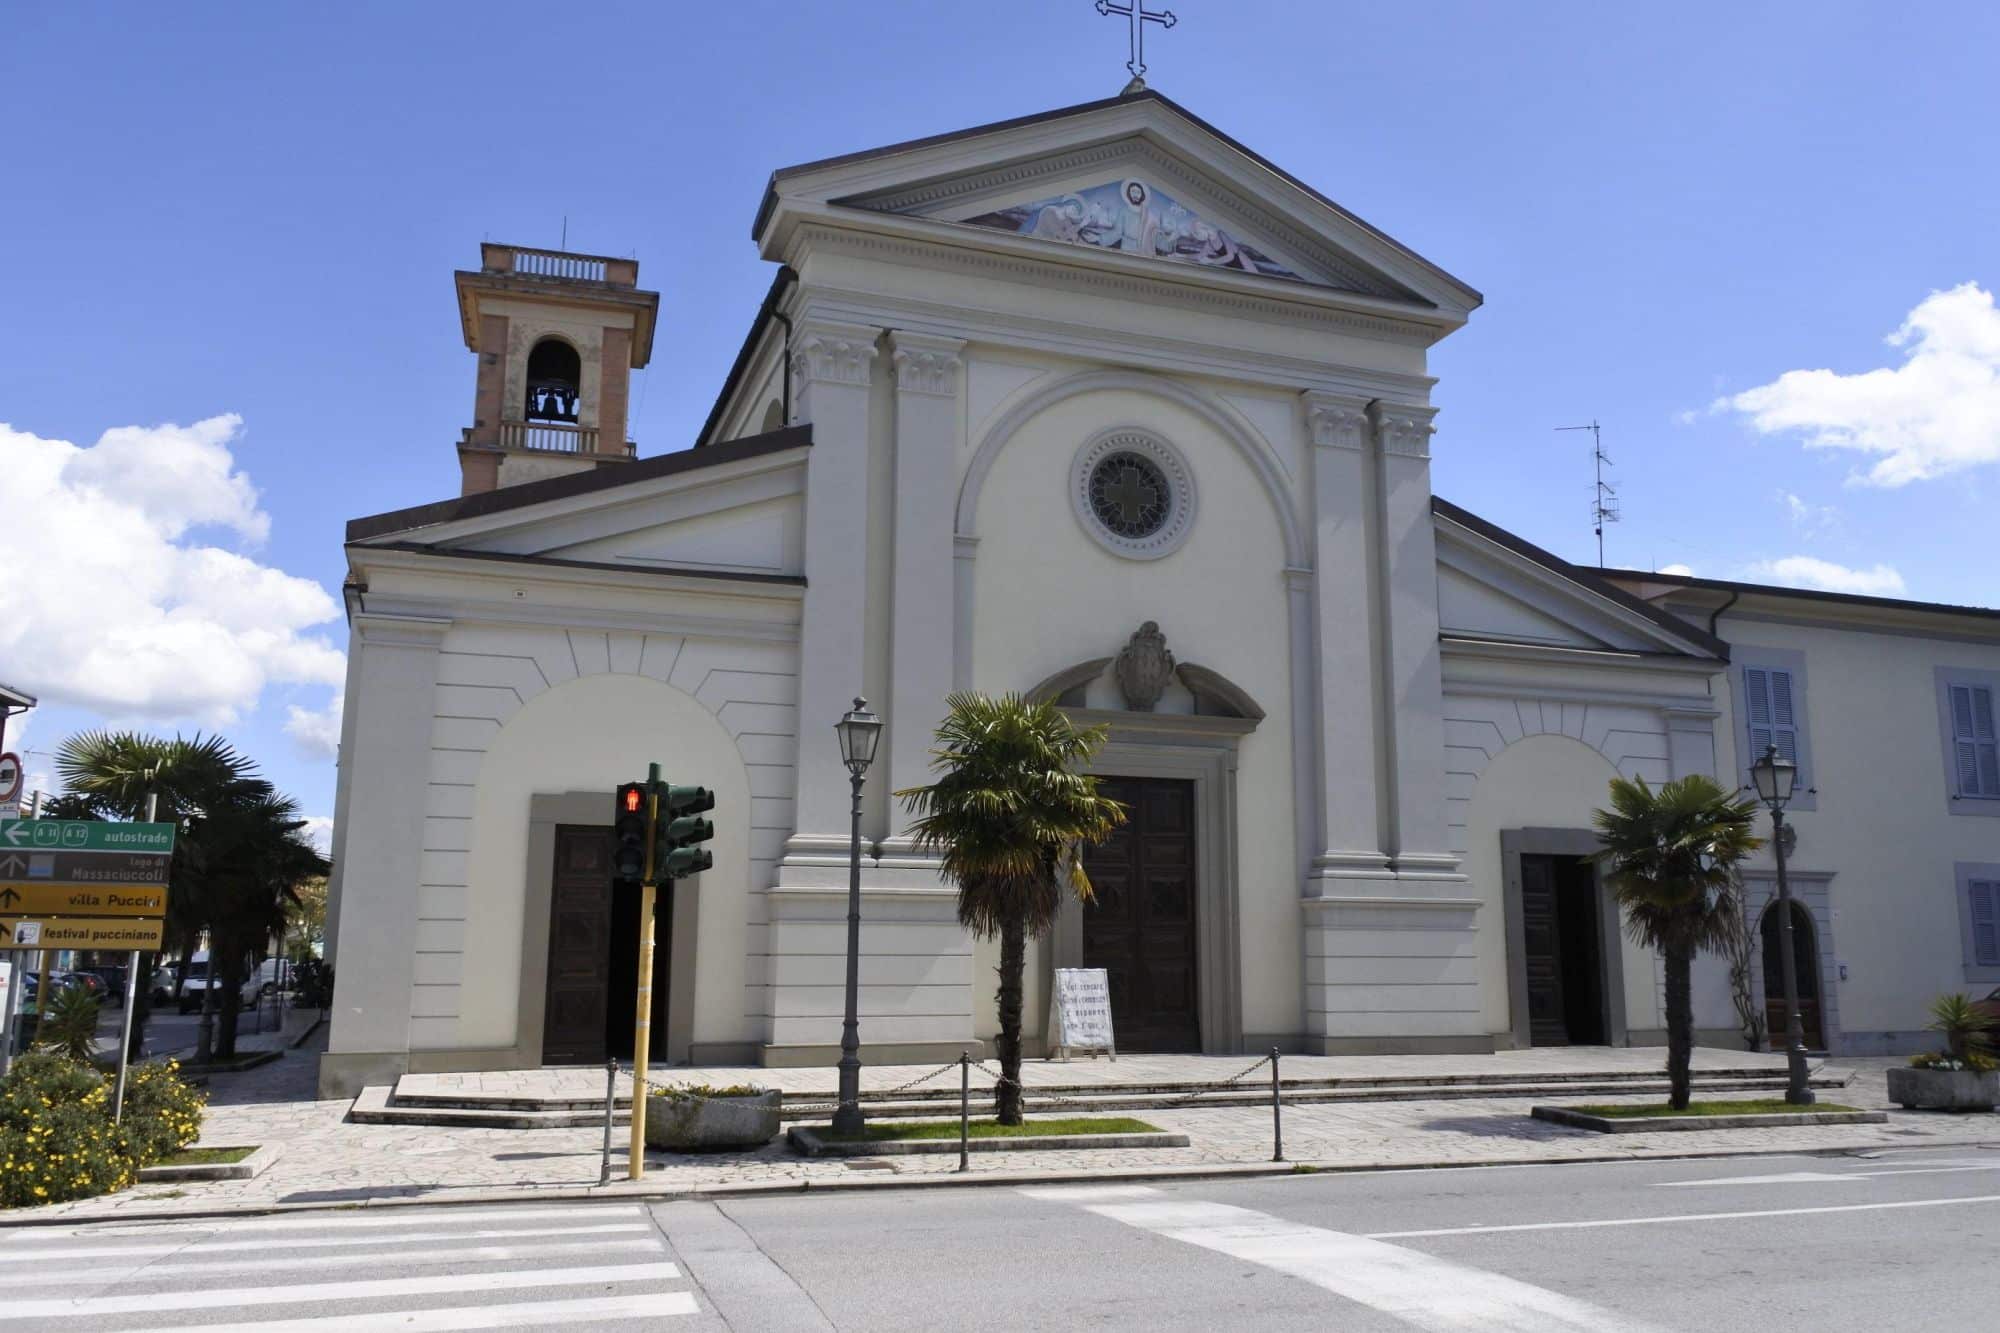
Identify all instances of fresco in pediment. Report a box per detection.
[961,178,1304,281]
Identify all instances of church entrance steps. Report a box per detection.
[350,1054,1847,1130]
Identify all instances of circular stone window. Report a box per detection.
[1071,430,1196,560]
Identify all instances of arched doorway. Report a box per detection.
[1760,900,1825,1051]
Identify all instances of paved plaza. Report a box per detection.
[10,1030,1998,1224]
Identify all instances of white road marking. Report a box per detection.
[1658,1163,2000,1187]
[130,1236,664,1276]
[0,1260,681,1320]
[1367,1192,2000,1239]
[0,1221,654,1264]
[1087,1199,1659,1332]
[1016,1185,1164,1201]
[121,1292,701,1331]
[0,1204,642,1242]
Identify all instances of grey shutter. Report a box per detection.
[1745,667,1774,759]
[1971,879,2000,966]
[1951,684,2000,797]
[1768,669,1801,767]
[1744,666,1801,774]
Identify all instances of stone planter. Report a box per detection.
[1886,1066,2000,1111]
[643,1088,782,1151]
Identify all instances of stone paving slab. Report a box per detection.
[9,1043,1997,1226]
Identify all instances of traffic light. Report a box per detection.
[612,782,648,882]
[656,784,715,878]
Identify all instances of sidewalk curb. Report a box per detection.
[10,1134,1998,1228]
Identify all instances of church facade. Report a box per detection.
[319,91,2000,1096]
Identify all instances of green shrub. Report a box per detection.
[647,1083,768,1100]
[33,986,101,1064]
[0,1055,135,1208]
[1911,993,1997,1072]
[119,1060,206,1166]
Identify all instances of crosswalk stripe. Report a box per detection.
[0,1222,654,1264]
[108,1237,664,1278]
[1083,1199,1661,1333]
[121,1292,702,1332]
[0,1261,681,1321]
[0,1204,641,1243]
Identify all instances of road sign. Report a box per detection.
[0,917,162,950]
[0,884,168,917]
[0,755,19,804]
[0,820,175,854]
[0,850,170,887]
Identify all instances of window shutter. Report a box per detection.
[1744,667,1775,759]
[1768,669,1801,767]
[1951,684,2000,797]
[1971,879,2000,967]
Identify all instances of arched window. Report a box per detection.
[525,338,582,423]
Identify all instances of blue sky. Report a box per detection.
[5,1,1999,830]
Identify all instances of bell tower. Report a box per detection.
[452,243,660,495]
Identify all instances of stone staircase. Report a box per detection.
[347,1063,1849,1131]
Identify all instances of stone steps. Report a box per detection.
[349,1067,1847,1130]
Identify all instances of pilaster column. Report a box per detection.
[783,320,881,866]
[325,613,449,1073]
[1302,391,1391,888]
[1372,401,1459,881]
[883,332,965,855]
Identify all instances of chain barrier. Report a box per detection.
[614,1056,967,1117]
[975,1052,1274,1110]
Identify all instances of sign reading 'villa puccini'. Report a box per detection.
[1049,967,1117,1061]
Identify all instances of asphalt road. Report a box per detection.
[4,1144,1996,1330]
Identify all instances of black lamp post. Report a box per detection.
[1749,742,1816,1105]
[832,697,883,1138]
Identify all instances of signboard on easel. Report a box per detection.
[1047,966,1116,1062]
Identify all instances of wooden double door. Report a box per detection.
[1520,853,1608,1046]
[542,825,669,1065]
[1079,777,1200,1053]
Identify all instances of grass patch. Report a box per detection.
[823,1116,1162,1142]
[156,1145,256,1166]
[1570,1100,1861,1119]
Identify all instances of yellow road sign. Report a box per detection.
[0,917,163,950]
[0,883,167,917]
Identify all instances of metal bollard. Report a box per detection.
[599,1058,618,1186]
[957,1053,971,1173]
[1269,1047,1284,1163]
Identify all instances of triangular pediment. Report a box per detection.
[1433,500,1725,661]
[758,91,1481,320]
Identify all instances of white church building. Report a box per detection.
[320,89,2000,1096]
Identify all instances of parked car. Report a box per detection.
[89,965,127,1004]
[250,957,294,997]
[149,966,176,1006]
[65,970,108,1001]
[173,953,261,1014]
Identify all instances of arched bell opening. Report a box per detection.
[524,337,583,423]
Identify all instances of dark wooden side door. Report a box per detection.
[1762,901,1826,1051]
[1080,777,1199,1053]
[542,825,613,1065]
[1520,854,1570,1046]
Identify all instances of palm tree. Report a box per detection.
[897,693,1126,1124]
[1592,774,1763,1109]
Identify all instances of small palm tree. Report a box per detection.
[1592,774,1762,1109]
[1927,993,1993,1065]
[898,693,1125,1124]
[34,985,102,1064]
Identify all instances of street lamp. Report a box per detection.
[832,697,883,1138]
[1749,743,1815,1105]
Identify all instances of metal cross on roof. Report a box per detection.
[1096,0,1176,88]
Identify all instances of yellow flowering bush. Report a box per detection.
[120,1060,207,1166]
[0,1054,134,1208]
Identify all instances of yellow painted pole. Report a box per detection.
[628,785,660,1181]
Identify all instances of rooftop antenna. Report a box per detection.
[560,216,568,251]
[1556,420,1618,566]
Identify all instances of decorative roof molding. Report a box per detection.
[790,320,879,388]
[1303,391,1372,452]
[887,330,965,398]
[1372,401,1438,460]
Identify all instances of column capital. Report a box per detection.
[888,331,965,398]
[1302,391,1373,451]
[791,320,880,389]
[1370,401,1438,460]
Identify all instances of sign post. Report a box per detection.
[1047,967,1117,1062]
[628,764,663,1181]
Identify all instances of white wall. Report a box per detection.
[965,378,1300,1041]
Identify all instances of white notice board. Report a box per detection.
[1047,967,1116,1061]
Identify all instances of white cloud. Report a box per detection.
[1778,490,1839,534]
[0,417,345,723]
[299,815,333,856]
[285,692,344,760]
[1659,563,1695,577]
[1720,282,2000,487]
[1743,555,1907,596]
